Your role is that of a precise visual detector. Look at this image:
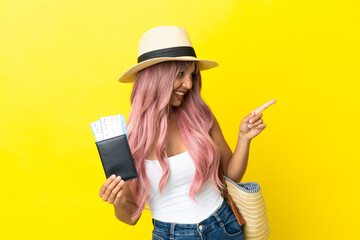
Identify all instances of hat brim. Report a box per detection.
[118,56,218,83]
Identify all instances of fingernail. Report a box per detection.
[249,119,252,123]
[111,174,116,178]
[116,176,121,180]
[248,124,252,128]
[120,180,124,184]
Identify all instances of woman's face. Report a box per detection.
[170,62,196,107]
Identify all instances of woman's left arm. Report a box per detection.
[211,111,267,183]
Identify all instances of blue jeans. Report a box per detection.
[151,199,244,240]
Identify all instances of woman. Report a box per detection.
[99,26,267,240]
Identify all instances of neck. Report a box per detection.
[167,109,175,121]
[167,105,176,119]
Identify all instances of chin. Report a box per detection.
[170,101,182,107]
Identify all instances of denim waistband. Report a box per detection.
[152,198,233,234]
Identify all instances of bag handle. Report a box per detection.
[219,167,246,226]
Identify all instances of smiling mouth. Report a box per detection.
[174,91,185,96]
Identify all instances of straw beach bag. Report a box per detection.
[224,177,270,239]
[219,169,270,240]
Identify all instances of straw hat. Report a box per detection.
[118,26,218,83]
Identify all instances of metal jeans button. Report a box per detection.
[198,225,204,231]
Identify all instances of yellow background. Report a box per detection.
[1,0,359,239]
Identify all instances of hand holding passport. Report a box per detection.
[90,115,138,181]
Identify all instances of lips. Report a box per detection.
[174,90,186,99]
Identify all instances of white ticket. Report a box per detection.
[120,114,127,136]
[90,120,102,142]
[90,114,127,142]
[100,116,112,140]
[114,115,123,136]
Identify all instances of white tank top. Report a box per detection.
[145,151,224,224]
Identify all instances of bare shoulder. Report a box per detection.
[209,114,233,172]
[209,113,223,139]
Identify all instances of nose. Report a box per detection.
[182,74,193,90]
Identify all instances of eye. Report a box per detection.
[177,71,184,77]
[191,73,196,80]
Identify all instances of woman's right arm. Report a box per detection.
[99,175,141,226]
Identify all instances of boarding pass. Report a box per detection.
[90,114,127,142]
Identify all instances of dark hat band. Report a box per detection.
[137,46,197,63]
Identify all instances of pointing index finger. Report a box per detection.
[251,99,276,115]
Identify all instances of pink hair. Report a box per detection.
[126,61,224,221]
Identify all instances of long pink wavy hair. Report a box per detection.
[126,61,224,221]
